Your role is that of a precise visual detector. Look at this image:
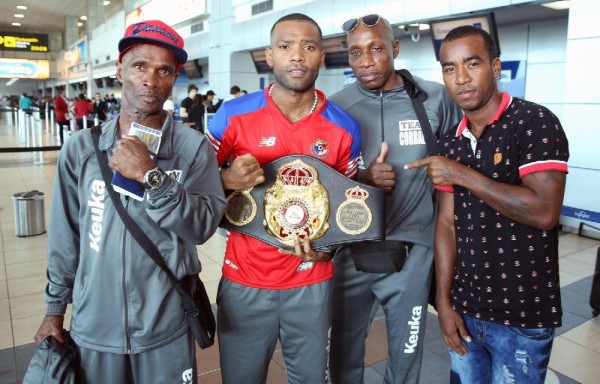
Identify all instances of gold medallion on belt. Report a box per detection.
[263,159,329,247]
[225,188,257,226]
[336,186,372,235]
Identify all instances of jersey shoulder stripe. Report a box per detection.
[207,91,268,142]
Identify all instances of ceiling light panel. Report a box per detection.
[541,1,571,10]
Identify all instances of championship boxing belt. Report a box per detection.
[221,155,385,251]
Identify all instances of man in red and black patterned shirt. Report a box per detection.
[406,26,569,383]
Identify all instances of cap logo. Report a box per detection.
[132,22,180,45]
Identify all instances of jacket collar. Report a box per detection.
[98,113,175,159]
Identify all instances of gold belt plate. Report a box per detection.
[263,159,330,247]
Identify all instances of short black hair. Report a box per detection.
[187,84,198,93]
[442,25,498,61]
[230,85,241,94]
[270,13,322,41]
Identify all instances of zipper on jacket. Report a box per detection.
[379,91,385,142]
[122,196,131,354]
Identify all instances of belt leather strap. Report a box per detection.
[221,155,385,251]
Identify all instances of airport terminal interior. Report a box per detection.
[1,0,600,383]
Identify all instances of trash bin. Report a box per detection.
[12,190,46,237]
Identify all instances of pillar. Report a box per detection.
[560,0,600,232]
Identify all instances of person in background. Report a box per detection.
[74,93,93,130]
[33,19,226,384]
[223,85,241,103]
[54,88,70,145]
[9,95,19,109]
[205,90,222,113]
[207,13,362,384]
[188,94,206,133]
[180,84,198,122]
[405,25,570,384]
[107,93,120,119]
[240,90,248,96]
[163,93,175,116]
[328,14,461,384]
[68,97,76,124]
[19,93,33,115]
[93,92,107,122]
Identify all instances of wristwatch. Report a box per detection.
[142,167,166,191]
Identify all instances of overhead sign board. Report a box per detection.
[65,40,87,67]
[430,13,500,61]
[0,58,50,79]
[0,31,49,52]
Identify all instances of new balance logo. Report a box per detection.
[297,261,314,272]
[259,137,276,147]
[225,258,239,270]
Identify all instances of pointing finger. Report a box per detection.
[404,157,430,170]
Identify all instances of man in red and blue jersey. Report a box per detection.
[206,13,361,384]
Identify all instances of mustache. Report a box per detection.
[283,65,309,72]
[456,87,476,95]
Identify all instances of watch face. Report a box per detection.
[149,170,161,184]
[145,168,164,190]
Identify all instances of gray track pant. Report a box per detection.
[217,277,332,384]
[74,330,196,384]
[330,244,433,384]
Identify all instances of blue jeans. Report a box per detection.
[450,315,555,384]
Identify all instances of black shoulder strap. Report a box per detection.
[90,126,197,316]
[398,69,440,156]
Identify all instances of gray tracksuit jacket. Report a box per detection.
[44,115,227,354]
[330,71,462,247]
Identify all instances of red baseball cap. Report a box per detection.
[118,20,188,66]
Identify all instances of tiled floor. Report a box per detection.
[1,112,599,383]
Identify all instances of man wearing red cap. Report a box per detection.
[33,20,226,383]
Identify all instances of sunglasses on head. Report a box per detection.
[342,14,381,33]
